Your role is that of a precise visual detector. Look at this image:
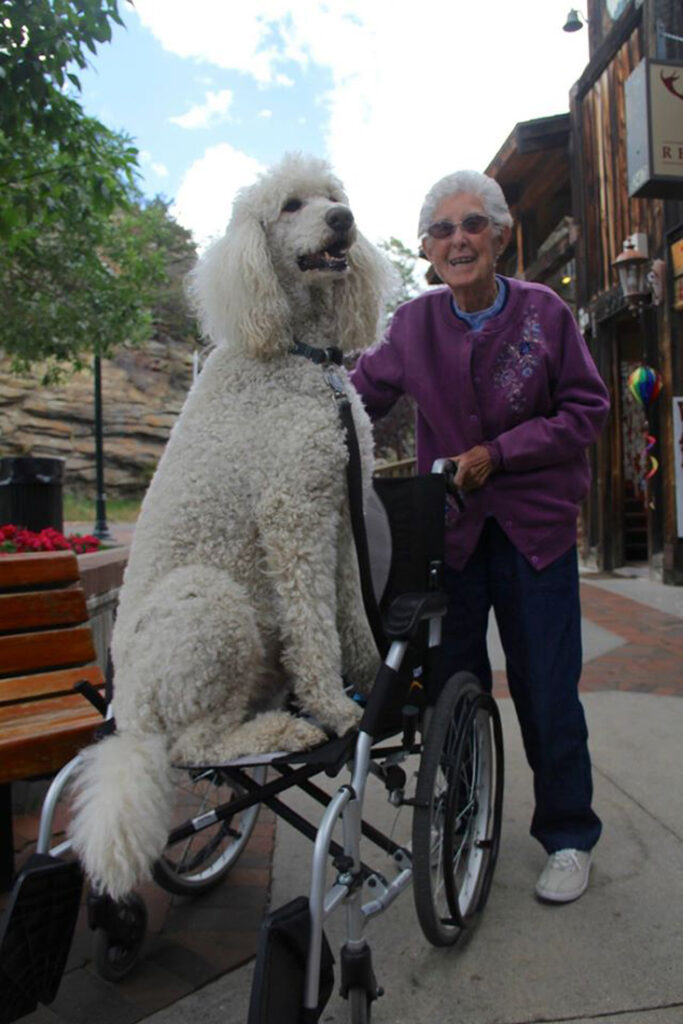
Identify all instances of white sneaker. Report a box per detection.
[535,849,592,903]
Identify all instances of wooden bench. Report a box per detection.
[0,551,106,888]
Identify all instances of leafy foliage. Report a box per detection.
[368,237,423,463]
[0,1,191,372]
[0,0,124,132]
[0,1,136,236]
[1,186,199,378]
[378,236,423,314]
[142,198,198,339]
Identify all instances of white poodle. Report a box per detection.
[69,153,396,900]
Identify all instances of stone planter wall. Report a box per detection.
[78,545,129,672]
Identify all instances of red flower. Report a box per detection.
[0,524,103,555]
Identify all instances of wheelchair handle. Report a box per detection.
[431,458,464,508]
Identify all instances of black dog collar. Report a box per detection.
[291,340,343,366]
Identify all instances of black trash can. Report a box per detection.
[0,456,65,533]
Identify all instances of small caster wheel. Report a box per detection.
[348,986,372,1023]
[92,892,148,981]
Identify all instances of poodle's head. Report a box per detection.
[188,153,396,360]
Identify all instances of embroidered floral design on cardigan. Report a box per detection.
[493,307,545,413]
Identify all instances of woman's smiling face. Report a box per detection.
[422,191,510,312]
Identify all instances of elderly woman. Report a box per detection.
[351,170,610,904]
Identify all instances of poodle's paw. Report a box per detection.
[314,694,363,738]
[278,717,328,751]
[171,709,328,763]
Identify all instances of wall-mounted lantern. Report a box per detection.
[612,237,651,308]
[613,235,668,309]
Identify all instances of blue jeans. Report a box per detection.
[441,518,602,854]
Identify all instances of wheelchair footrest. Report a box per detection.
[247,895,334,1024]
[0,853,83,1022]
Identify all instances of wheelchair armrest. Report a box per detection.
[383,590,448,641]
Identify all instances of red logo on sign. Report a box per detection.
[661,70,683,101]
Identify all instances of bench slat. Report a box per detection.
[0,551,80,589]
[0,706,102,782]
[0,691,104,728]
[0,665,104,705]
[0,587,89,633]
[0,625,97,678]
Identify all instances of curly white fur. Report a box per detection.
[69,152,397,900]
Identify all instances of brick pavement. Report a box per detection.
[578,582,683,695]
[3,804,276,1024]
[3,578,682,1023]
[490,580,683,699]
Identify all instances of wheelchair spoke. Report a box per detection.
[153,765,264,895]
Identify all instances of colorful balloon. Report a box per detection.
[628,365,662,409]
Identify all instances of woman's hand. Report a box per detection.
[452,445,493,492]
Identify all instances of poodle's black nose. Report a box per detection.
[325,205,354,234]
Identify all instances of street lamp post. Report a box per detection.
[93,350,113,542]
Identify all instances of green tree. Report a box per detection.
[141,198,198,340]
[0,1,174,373]
[367,237,424,464]
[2,194,197,379]
[379,236,422,314]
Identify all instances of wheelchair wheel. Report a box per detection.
[412,671,503,947]
[348,987,372,1024]
[92,892,147,982]
[153,765,264,895]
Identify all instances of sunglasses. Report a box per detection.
[426,214,490,239]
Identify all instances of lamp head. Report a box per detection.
[563,9,585,32]
[612,238,650,309]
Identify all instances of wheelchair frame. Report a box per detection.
[1,464,505,1024]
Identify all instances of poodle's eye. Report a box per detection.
[282,198,303,213]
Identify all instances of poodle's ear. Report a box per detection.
[187,216,292,360]
[335,232,399,354]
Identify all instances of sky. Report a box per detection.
[78,0,590,252]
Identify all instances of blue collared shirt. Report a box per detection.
[450,275,508,331]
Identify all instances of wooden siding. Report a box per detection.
[576,29,667,307]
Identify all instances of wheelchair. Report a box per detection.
[0,461,504,1024]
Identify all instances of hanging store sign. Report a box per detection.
[626,59,683,199]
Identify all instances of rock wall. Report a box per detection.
[0,335,200,497]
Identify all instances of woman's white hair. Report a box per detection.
[418,170,513,240]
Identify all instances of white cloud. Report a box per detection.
[139,150,169,179]
[257,109,273,119]
[133,1,589,247]
[171,143,265,248]
[133,0,297,83]
[170,89,234,129]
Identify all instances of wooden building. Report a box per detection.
[572,0,683,582]
[487,0,683,583]
[486,114,576,309]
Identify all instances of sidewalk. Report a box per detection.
[10,571,683,1024]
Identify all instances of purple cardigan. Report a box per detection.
[351,278,610,570]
